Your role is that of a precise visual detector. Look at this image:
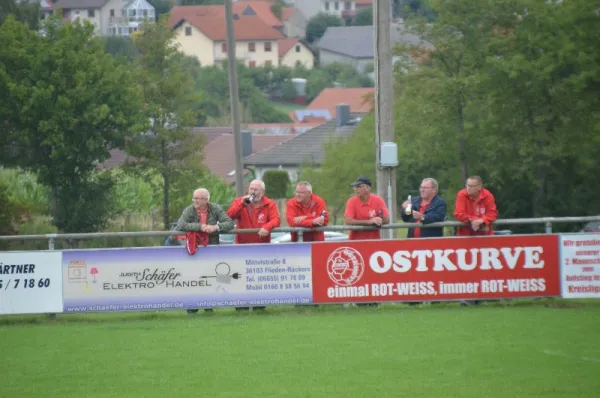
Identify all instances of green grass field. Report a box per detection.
[2,300,599,397]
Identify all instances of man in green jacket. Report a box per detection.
[174,188,234,314]
[174,188,234,245]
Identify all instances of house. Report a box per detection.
[244,104,361,181]
[278,37,315,69]
[244,122,323,135]
[52,0,155,36]
[203,132,294,184]
[40,0,56,20]
[281,6,307,38]
[169,5,284,67]
[232,0,307,37]
[317,23,433,73]
[288,87,374,122]
[288,0,378,24]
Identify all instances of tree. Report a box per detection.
[0,14,144,232]
[299,116,376,223]
[101,36,139,64]
[353,7,372,26]
[0,0,40,30]
[128,16,206,229]
[195,63,291,124]
[147,0,175,17]
[306,13,342,43]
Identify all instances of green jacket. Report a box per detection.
[174,203,234,245]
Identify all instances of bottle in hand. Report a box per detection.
[405,195,412,215]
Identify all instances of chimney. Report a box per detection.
[335,104,350,128]
[241,131,252,157]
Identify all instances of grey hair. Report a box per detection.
[250,179,266,191]
[296,181,312,192]
[194,188,210,200]
[422,178,438,192]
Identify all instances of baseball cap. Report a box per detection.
[350,176,372,187]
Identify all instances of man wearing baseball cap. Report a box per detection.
[344,175,389,240]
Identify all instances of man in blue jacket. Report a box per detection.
[401,178,447,306]
[401,178,447,238]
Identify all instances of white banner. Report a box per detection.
[560,234,600,298]
[0,252,63,314]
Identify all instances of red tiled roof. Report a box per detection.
[246,122,323,134]
[169,5,284,41]
[356,0,372,5]
[307,88,375,118]
[98,128,230,170]
[278,37,299,57]
[233,1,283,27]
[203,133,294,183]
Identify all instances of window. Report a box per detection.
[264,42,272,52]
[110,9,114,17]
[334,2,339,10]
[222,43,227,53]
[265,60,273,67]
[88,9,95,18]
[143,10,148,17]
[248,42,256,52]
[344,1,351,10]
[324,2,329,11]
[185,26,192,36]
[295,45,301,53]
[248,61,256,67]
[75,10,80,15]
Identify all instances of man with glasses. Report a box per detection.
[344,176,389,240]
[401,178,447,238]
[174,187,234,313]
[286,181,328,242]
[454,176,498,236]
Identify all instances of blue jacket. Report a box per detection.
[401,195,447,238]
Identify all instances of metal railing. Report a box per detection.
[0,216,599,250]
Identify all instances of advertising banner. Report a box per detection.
[311,235,560,304]
[560,234,600,298]
[62,244,312,312]
[0,251,63,314]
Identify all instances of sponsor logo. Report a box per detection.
[326,247,365,286]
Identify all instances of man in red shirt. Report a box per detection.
[286,181,328,242]
[344,176,389,240]
[227,179,281,244]
[454,175,498,236]
[227,179,280,311]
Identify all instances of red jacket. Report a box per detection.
[454,188,498,236]
[286,193,328,242]
[227,196,280,244]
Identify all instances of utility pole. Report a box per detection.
[225,0,244,196]
[374,0,396,238]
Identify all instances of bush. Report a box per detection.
[263,170,291,199]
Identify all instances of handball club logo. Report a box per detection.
[326,247,365,286]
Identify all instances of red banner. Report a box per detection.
[311,235,560,303]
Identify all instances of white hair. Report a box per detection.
[250,179,265,191]
[194,188,210,200]
[296,181,312,192]
[422,178,438,192]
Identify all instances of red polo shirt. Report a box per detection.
[344,194,389,240]
[413,199,431,238]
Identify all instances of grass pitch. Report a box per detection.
[1,300,599,397]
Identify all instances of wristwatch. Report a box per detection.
[216,223,221,232]
[422,214,425,221]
